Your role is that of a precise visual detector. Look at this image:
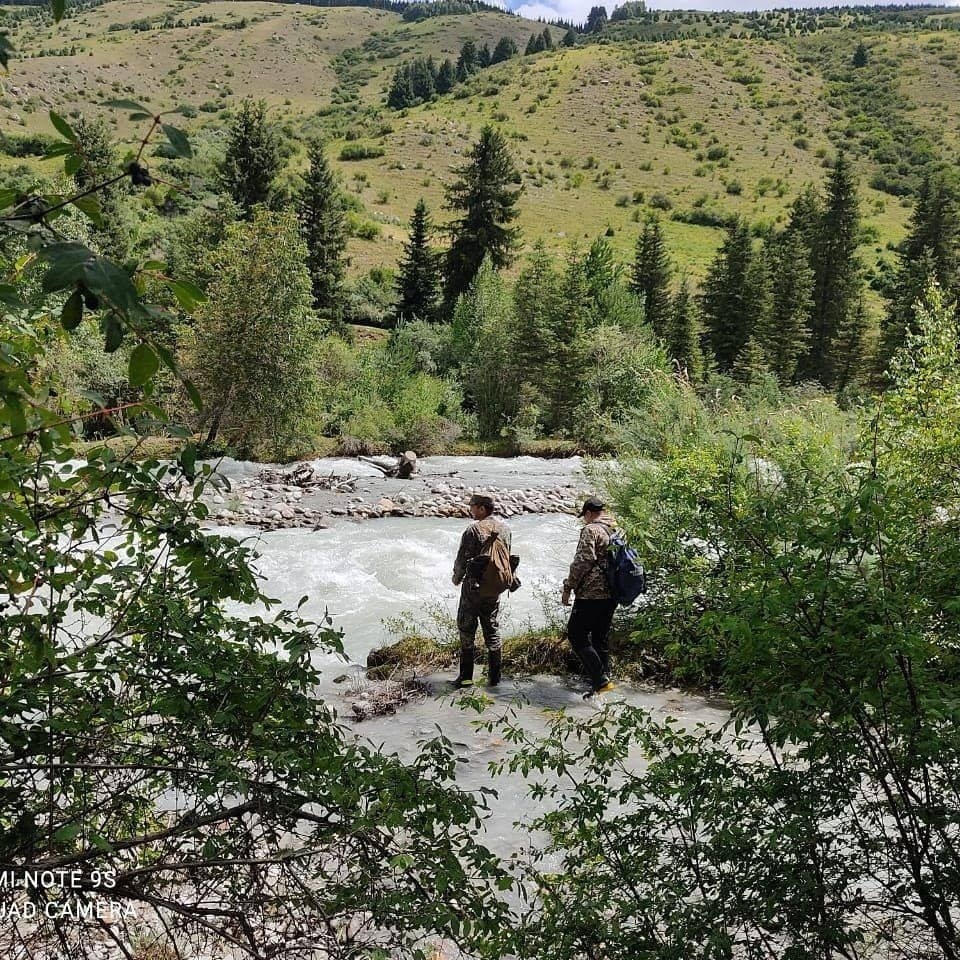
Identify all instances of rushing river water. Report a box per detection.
[211,456,728,856]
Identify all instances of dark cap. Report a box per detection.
[470,493,495,512]
[579,496,605,516]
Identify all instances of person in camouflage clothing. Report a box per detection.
[562,496,617,697]
[451,494,512,688]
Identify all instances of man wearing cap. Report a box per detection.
[562,497,617,697]
[451,494,512,688]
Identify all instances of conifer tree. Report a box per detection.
[72,116,133,263]
[852,40,869,68]
[630,217,672,338]
[878,174,960,372]
[395,198,441,325]
[457,39,478,75]
[804,152,863,386]
[512,241,562,402]
[443,126,522,312]
[761,230,813,383]
[298,139,348,320]
[541,27,554,50]
[436,58,457,94]
[409,58,436,101]
[477,42,492,68]
[220,99,281,217]
[700,219,756,371]
[525,33,543,55]
[563,28,577,46]
[387,64,415,109]
[491,36,518,64]
[667,276,702,381]
[544,252,591,432]
[586,5,608,33]
[731,336,770,384]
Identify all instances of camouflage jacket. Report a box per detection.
[563,516,616,600]
[453,516,513,588]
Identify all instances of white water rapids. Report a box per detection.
[209,456,728,855]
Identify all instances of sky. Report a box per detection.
[509,0,959,23]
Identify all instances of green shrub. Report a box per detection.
[339,143,386,161]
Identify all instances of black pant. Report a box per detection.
[568,598,617,688]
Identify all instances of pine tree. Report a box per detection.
[541,27,554,50]
[731,336,770,385]
[512,240,562,402]
[852,40,868,68]
[586,5,608,33]
[562,28,577,46]
[761,230,813,383]
[630,217,672,338]
[409,58,436,102]
[878,174,960,372]
[298,139,348,320]
[477,42,492,68]
[804,152,863,386]
[220,99,281,217]
[525,33,543,55]
[491,36,517,64]
[387,64,415,109]
[666,276,702,381]
[72,116,133,262]
[436,58,457,94]
[395,198,441,325]
[457,39,478,76]
[700,219,756,371]
[443,126,522,312]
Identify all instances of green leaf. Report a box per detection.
[49,110,77,143]
[179,443,197,478]
[0,187,16,210]
[63,152,83,177]
[161,123,192,158]
[43,141,74,158]
[101,98,150,113]
[102,314,124,353]
[60,288,83,331]
[82,259,141,315]
[184,377,203,412]
[50,0,66,23]
[165,277,206,311]
[53,822,82,843]
[128,111,153,121]
[142,259,166,272]
[128,343,159,386]
[70,194,102,226]
[0,284,25,309]
[39,242,95,293]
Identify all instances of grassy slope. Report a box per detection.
[7,1,960,283]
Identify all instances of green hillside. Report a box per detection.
[4,1,960,281]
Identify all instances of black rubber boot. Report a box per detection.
[486,649,502,687]
[453,648,475,688]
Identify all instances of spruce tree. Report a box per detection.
[477,42,492,68]
[72,116,133,263]
[541,27,554,50]
[731,336,770,385]
[852,40,868,68]
[491,37,517,64]
[804,152,863,386]
[878,174,960,372]
[630,217,672,338]
[409,58,436,102]
[298,139,348,320]
[220,99,281,218]
[563,28,577,47]
[586,5,608,33]
[700,219,756,371]
[443,126,522,312]
[387,64,415,109]
[395,198,441,325]
[436,58,457,94]
[457,39,478,76]
[761,230,813,383]
[667,276,702,381]
[512,240,562,402]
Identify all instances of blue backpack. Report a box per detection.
[602,526,647,606]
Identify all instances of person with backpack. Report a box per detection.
[562,496,643,698]
[451,493,515,689]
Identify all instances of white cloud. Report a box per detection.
[508,0,960,23]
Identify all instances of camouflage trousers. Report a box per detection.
[457,587,502,653]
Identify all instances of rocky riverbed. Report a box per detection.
[197,456,596,531]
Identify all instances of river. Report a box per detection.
[211,456,728,856]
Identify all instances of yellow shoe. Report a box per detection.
[584,679,615,699]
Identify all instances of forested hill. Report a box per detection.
[4,0,960,284]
